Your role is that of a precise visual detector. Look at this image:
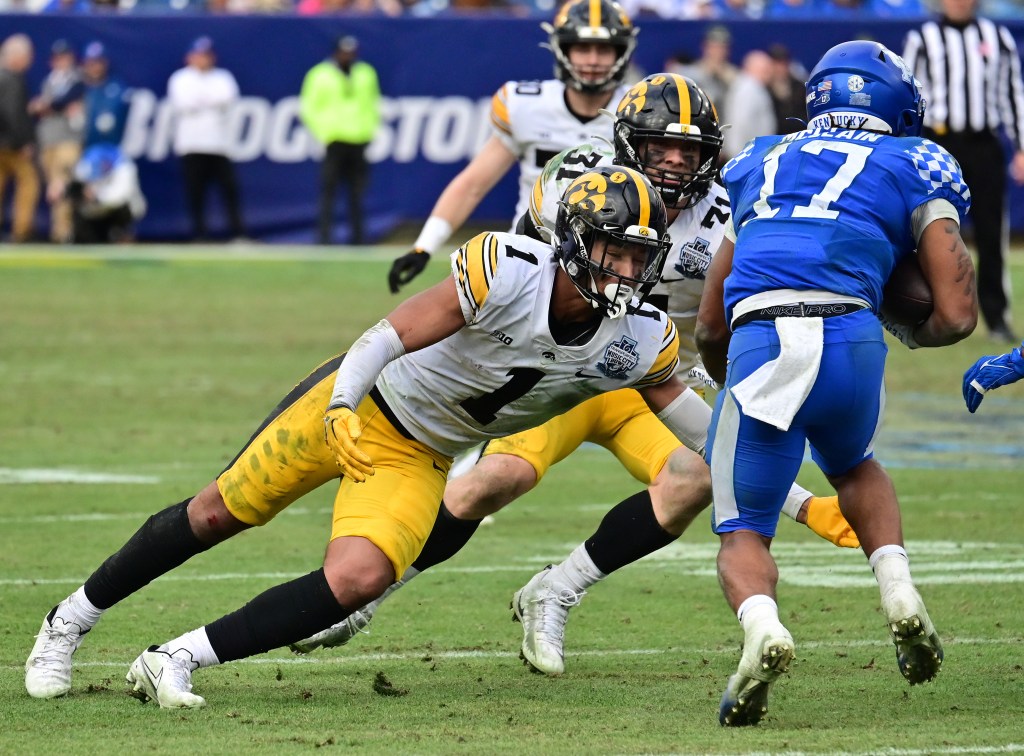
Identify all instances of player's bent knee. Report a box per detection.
[323,535,396,608]
[445,453,537,519]
[651,447,712,526]
[187,481,251,544]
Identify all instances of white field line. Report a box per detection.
[0,246,401,263]
[0,506,324,525]
[0,468,160,485]
[4,500,1021,560]
[10,568,1024,587]
[5,537,1022,586]
[651,746,1024,756]
[8,634,1013,671]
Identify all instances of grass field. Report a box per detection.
[2,244,1023,755]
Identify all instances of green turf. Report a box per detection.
[1,246,1022,755]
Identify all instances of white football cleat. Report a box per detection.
[719,626,795,727]
[25,607,88,699]
[290,606,374,654]
[511,566,584,676]
[126,646,206,709]
[881,583,943,685]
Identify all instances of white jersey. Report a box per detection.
[528,143,732,387]
[489,79,631,228]
[167,66,240,157]
[378,232,679,457]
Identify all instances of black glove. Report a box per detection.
[388,249,430,294]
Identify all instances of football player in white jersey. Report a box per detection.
[26,166,713,708]
[291,75,858,676]
[386,0,637,294]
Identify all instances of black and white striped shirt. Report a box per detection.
[903,17,1024,149]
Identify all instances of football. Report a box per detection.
[881,254,933,326]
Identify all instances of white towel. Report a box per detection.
[730,317,823,431]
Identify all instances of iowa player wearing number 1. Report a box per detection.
[291,74,859,675]
[386,0,637,294]
[695,41,978,726]
[26,165,697,708]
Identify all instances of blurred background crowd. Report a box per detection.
[0,0,1021,245]
[0,0,1020,19]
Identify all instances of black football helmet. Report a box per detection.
[542,0,638,94]
[613,73,723,210]
[554,164,671,318]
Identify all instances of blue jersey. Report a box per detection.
[84,78,132,148]
[720,127,970,320]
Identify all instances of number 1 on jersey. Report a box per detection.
[460,367,545,425]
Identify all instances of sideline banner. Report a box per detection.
[11,15,1024,242]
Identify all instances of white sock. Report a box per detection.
[160,627,220,670]
[869,544,909,572]
[54,587,105,631]
[736,594,778,627]
[549,544,606,594]
[869,546,912,596]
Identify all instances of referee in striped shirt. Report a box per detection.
[904,0,1024,343]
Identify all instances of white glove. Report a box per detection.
[688,365,721,390]
[878,314,920,350]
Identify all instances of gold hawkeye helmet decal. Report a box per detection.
[618,81,648,115]
[566,172,609,212]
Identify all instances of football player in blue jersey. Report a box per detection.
[695,40,978,726]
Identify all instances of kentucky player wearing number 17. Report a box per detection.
[291,74,859,675]
[695,40,978,726]
[25,165,698,708]
[386,0,637,294]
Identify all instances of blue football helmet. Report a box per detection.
[805,40,925,137]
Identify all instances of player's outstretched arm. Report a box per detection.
[695,238,735,384]
[388,137,517,293]
[962,343,1024,413]
[913,218,978,347]
[326,277,467,477]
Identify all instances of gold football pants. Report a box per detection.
[484,388,679,485]
[216,356,452,577]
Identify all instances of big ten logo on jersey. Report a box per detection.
[490,329,514,345]
[122,91,494,164]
